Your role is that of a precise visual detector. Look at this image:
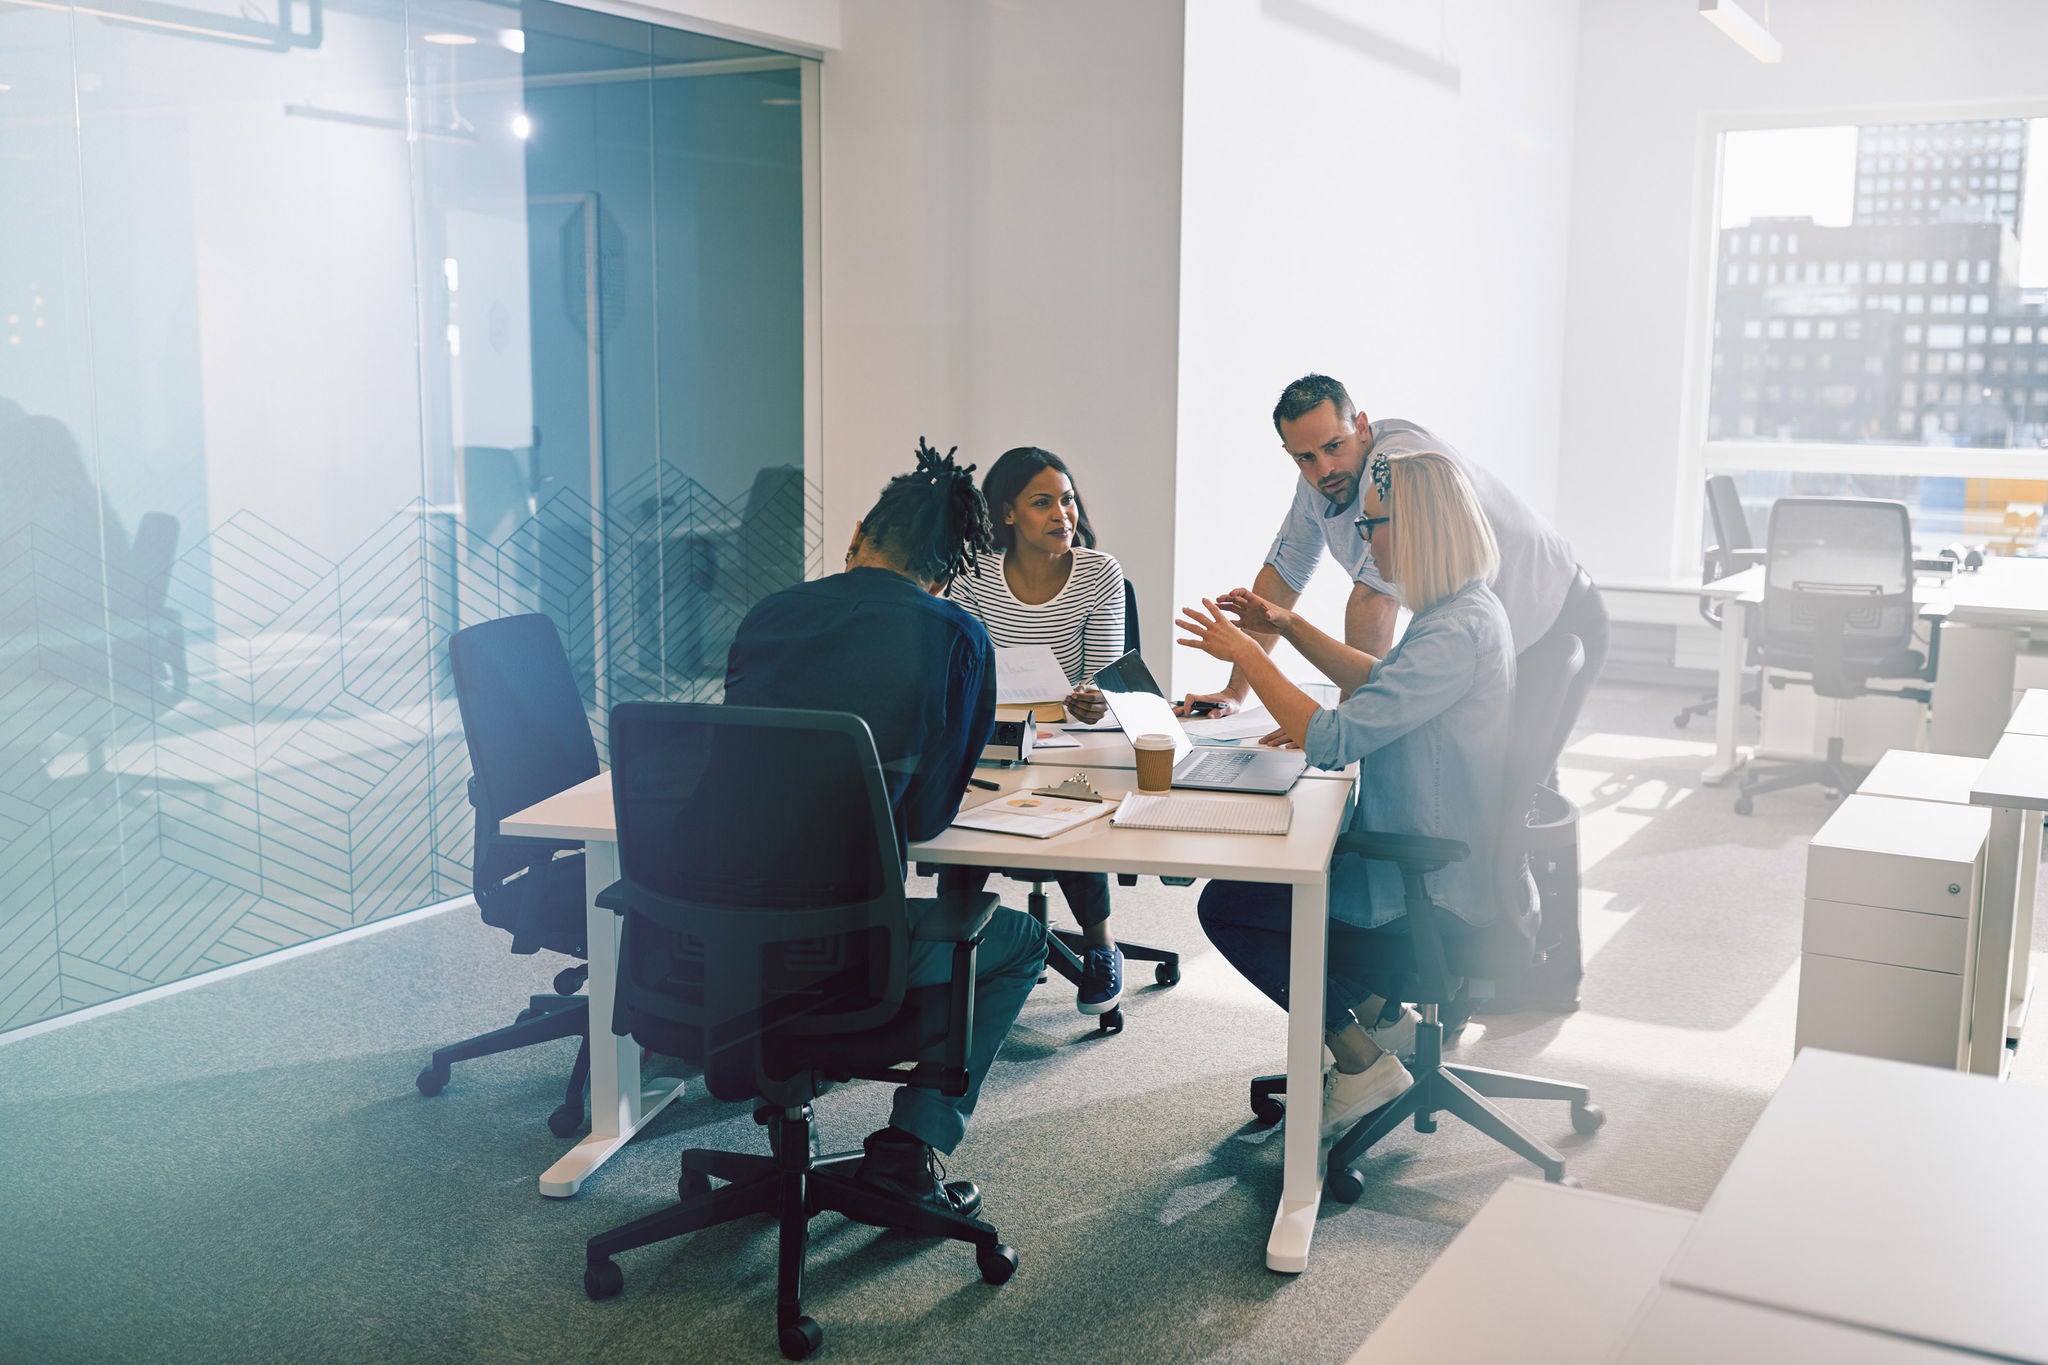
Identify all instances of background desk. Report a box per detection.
[919,763,1356,1273]
[1699,558,2048,784]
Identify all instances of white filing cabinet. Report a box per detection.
[1798,794,1992,1070]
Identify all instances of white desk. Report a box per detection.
[919,762,1355,1272]
[1663,1048,2048,1364]
[500,777,688,1198]
[1347,1180,1694,1365]
[1612,1288,1980,1364]
[1699,558,2048,785]
[505,763,1358,1276]
[2009,687,2048,736]
[1970,731,2048,1053]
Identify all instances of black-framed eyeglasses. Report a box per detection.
[1355,513,1391,532]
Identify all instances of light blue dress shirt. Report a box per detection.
[1302,579,1530,931]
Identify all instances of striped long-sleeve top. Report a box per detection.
[947,546,1126,687]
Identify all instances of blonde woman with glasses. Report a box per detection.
[1175,449,1528,1145]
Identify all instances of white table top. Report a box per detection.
[2008,688,2048,737]
[1612,1288,1980,1365]
[502,762,1356,886]
[1662,1048,2048,1364]
[1349,1180,1694,1365]
[1970,731,2048,812]
[1700,556,2048,626]
[1015,727,1353,780]
[1856,749,1985,806]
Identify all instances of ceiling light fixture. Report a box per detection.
[1700,0,1782,63]
[421,31,476,46]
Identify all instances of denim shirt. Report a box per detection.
[1302,580,1516,930]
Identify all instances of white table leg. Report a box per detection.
[1702,597,1751,786]
[1967,807,2022,1077]
[539,838,686,1197]
[1267,879,1329,1274]
[2010,814,2040,1044]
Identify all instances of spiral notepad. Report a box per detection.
[1109,792,1293,836]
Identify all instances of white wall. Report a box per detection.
[819,0,1186,648]
[1173,0,1582,698]
[1557,0,2048,589]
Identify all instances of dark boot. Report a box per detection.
[855,1128,982,1218]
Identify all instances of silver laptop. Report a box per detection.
[1094,651,1308,794]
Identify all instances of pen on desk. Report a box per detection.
[967,778,1000,791]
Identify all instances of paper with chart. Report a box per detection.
[1111,791,1293,836]
[951,790,1119,839]
[995,644,1074,705]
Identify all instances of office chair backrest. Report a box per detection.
[1123,576,1140,655]
[449,614,600,943]
[1760,498,1915,693]
[1705,474,1755,560]
[608,702,911,1101]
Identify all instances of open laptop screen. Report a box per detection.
[1095,651,1193,767]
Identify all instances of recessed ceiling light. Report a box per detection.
[0,84,13,92]
[498,29,525,54]
[422,32,477,46]
[511,113,532,140]
[760,98,800,107]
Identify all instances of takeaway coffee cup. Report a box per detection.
[1134,733,1176,793]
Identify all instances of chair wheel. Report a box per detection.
[1155,961,1181,987]
[1096,1007,1124,1035]
[679,1168,712,1202]
[1326,1166,1365,1204]
[1823,787,1842,802]
[1571,1102,1606,1135]
[978,1244,1019,1285]
[554,966,586,995]
[548,1104,583,1139]
[1250,1094,1285,1127]
[513,1008,536,1025]
[1551,1174,1583,1188]
[779,1315,823,1359]
[416,1064,449,1097]
[1733,796,1754,816]
[584,1259,624,1300]
[1673,711,1691,729]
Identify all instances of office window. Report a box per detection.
[0,4,819,1030]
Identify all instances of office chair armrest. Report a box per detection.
[1919,602,1950,683]
[1724,548,1766,572]
[906,891,1001,943]
[1333,829,1469,871]
[595,879,627,914]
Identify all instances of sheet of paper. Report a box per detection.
[1181,707,1282,742]
[951,791,1118,839]
[1032,729,1081,749]
[995,645,1074,705]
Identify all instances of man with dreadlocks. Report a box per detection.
[724,439,1047,1221]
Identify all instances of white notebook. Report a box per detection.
[1110,792,1293,836]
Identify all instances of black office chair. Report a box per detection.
[1733,498,1943,814]
[1675,474,1766,730]
[417,614,594,1139]
[583,703,1017,1361]
[1006,575,1182,1035]
[1248,632,1605,1192]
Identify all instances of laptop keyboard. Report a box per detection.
[1177,750,1257,784]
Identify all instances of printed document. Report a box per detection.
[995,645,1074,705]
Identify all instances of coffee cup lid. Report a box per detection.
[1135,732,1176,749]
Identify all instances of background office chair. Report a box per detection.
[418,614,595,1139]
[1734,498,1942,815]
[1675,474,1766,730]
[1248,632,1605,1192]
[583,703,1017,1361]
[1006,576,1181,1035]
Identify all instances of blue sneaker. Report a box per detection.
[1078,945,1124,1014]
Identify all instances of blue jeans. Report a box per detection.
[889,902,1048,1154]
[1196,879,1414,1033]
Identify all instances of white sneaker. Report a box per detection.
[1320,1052,1412,1140]
[1371,1005,1422,1064]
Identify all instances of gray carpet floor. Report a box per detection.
[4,680,2043,1364]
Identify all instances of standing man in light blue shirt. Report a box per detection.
[1176,374,1606,732]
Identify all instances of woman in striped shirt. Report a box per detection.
[942,446,1129,1014]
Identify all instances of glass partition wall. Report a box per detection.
[0,0,818,1030]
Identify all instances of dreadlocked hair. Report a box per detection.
[860,438,996,588]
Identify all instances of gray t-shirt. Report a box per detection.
[1263,418,1577,651]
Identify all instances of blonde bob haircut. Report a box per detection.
[1379,450,1500,613]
